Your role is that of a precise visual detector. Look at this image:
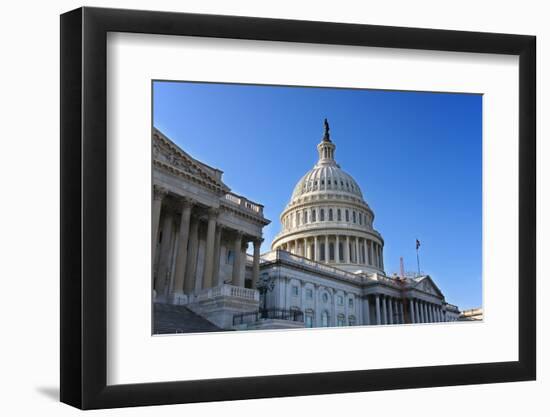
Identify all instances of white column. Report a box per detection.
[313,284,319,326]
[183,215,199,294]
[330,289,336,326]
[335,235,340,263]
[171,199,193,297]
[314,236,319,261]
[324,235,329,262]
[303,238,307,257]
[344,291,349,324]
[251,238,262,289]
[425,303,429,322]
[375,295,381,325]
[152,186,167,261]
[345,236,350,263]
[388,297,394,324]
[155,210,174,297]
[400,301,405,324]
[355,237,360,264]
[409,299,416,324]
[381,295,387,325]
[363,296,371,325]
[231,231,243,286]
[285,277,292,310]
[202,208,218,289]
[212,225,222,286]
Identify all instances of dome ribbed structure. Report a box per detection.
[272,120,385,274]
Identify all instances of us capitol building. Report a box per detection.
[152,121,460,333]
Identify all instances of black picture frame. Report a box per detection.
[60,6,536,410]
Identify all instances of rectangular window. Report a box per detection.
[329,209,333,221]
[353,211,357,223]
[304,210,308,223]
[337,295,344,305]
[320,243,325,261]
[312,210,316,222]
[306,289,313,299]
[320,209,325,221]
[345,210,350,222]
[337,209,342,221]
[349,298,354,308]
[292,285,299,296]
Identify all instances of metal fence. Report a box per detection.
[233,308,304,326]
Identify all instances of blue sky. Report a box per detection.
[153,81,482,310]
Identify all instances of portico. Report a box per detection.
[152,129,270,327]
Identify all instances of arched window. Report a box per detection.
[329,242,335,261]
[353,211,357,223]
[322,311,330,327]
[345,210,350,222]
[359,212,363,225]
[320,209,325,221]
[322,293,329,303]
[304,210,308,223]
[320,243,326,261]
[328,208,333,221]
[312,210,316,222]
[337,209,342,221]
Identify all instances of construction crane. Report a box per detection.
[396,256,411,324]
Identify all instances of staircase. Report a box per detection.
[153,303,226,334]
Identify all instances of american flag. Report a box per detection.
[416,239,421,250]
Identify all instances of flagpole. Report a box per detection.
[416,248,420,276]
[416,239,421,276]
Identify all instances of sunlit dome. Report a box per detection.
[271,119,385,274]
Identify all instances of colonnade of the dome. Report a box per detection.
[276,233,384,271]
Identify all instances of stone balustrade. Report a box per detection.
[224,192,264,215]
[193,284,260,302]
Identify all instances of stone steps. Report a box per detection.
[153,302,227,334]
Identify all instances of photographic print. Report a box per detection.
[151,81,482,334]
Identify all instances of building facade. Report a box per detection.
[255,122,459,329]
[152,124,461,332]
[152,128,270,328]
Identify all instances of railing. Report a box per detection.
[262,249,362,282]
[193,284,260,302]
[233,308,304,326]
[224,192,264,216]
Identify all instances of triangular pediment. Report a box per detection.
[153,128,229,192]
[413,276,443,298]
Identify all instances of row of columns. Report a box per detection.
[363,295,446,325]
[279,234,383,269]
[407,298,446,323]
[152,187,263,300]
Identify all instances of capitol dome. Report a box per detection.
[272,120,385,274]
